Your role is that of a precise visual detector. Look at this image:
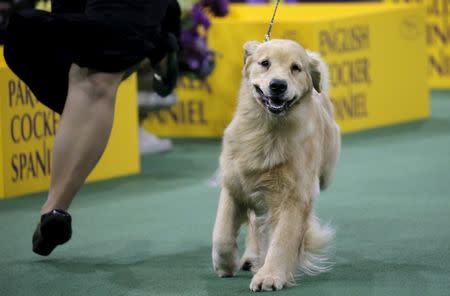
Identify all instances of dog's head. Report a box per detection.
[242,39,322,116]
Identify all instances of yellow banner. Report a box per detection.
[145,3,429,137]
[0,63,140,199]
[388,0,450,88]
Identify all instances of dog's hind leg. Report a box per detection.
[212,187,246,277]
[241,211,267,273]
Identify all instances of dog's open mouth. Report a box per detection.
[254,85,296,115]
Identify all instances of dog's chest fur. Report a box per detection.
[221,116,318,210]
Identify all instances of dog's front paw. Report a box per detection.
[212,242,239,277]
[250,270,286,292]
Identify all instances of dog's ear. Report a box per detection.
[243,41,261,64]
[307,51,325,93]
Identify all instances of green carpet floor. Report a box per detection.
[1,92,450,296]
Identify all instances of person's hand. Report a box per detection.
[150,0,181,97]
[152,33,179,97]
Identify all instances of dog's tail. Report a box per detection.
[307,50,330,94]
[298,215,335,276]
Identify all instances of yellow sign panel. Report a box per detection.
[0,64,140,199]
[0,93,4,197]
[388,0,450,88]
[145,3,429,137]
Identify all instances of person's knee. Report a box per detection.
[85,74,120,102]
[69,65,123,102]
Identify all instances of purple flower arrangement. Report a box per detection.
[179,0,303,79]
[179,0,229,79]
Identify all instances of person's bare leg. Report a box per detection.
[40,64,124,214]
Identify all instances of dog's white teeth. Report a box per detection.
[268,100,285,109]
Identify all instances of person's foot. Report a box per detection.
[139,127,172,155]
[32,209,72,256]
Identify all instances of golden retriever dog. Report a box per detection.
[211,39,341,292]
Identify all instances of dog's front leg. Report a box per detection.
[249,199,309,292]
[212,187,246,277]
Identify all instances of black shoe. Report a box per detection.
[32,209,72,256]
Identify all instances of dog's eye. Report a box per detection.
[291,63,302,72]
[259,59,271,68]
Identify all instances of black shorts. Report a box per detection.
[2,0,180,113]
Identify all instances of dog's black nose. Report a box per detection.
[269,79,287,96]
